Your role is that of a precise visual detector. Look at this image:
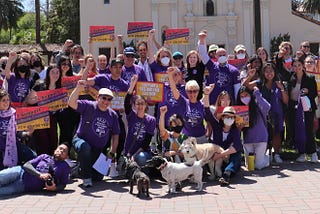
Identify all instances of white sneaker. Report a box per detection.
[109,162,119,178]
[82,178,93,187]
[311,152,318,163]
[274,154,283,163]
[296,154,306,162]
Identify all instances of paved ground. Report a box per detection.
[1,160,320,214]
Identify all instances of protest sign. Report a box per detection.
[89,26,115,42]
[136,82,164,102]
[165,28,190,44]
[127,22,153,38]
[16,106,50,131]
[37,88,68,111]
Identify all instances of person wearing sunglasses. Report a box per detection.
[68,82,120,187]
[167,67,207,143]
[121,47,147,83]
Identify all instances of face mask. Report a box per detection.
[33,61,42,68]
[17,65,30,73]
[161,57,170,66]
[240,96,251,105]
[223,118,235,126]
[218,56,228,65]
[236,53,246,59]
[170,125,183,133]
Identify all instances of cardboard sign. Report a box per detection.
[228,58,248,70]
[16,106,50,131]
[127,22,153,38]
[37,88,68,111]
[154,72,168,83]
[89,26,115,42]
[88,87,126,110]
[165,28,190,44]
[136,82,164,102]
[218,105,249,127]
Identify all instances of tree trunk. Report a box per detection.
[35,0,41,44]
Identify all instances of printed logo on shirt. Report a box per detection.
[167,91,178,106]
[108,85,120,92]
[122,71,134,83]
[92,117,110,137]
[214,72,231,87]
[14,82,28,100]
[133,122,146,141]
[0,120,9,137]
[185,108,201,127]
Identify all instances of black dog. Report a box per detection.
[126,160,150,198]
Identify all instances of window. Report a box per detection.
[99,48,111,59]
[206,0,214,16]
[310,43,319,56]
[104,0,110,4]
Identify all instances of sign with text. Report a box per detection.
[127,22,153,38]
[16,106,50,131]
[136,81,164,102]
[228,58,248,70]
[111,91,126,110]
[218,105,249,127]
[165,28,190,44]
[89,26,115,42]
[61,76,87,95]
[37,88,68,111]
[154,72,168,83]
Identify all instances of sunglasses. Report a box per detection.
[186,90,199,94]
[303,45,310,48]
[100,96,113,101]
[125,54,135,58]
[61,63,70,66]
[173,57,182,60]
[305,61,315,64]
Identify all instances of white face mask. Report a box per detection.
[223,118,235,126]
[236,53,246,59]
[161,57,170,66]
[218,56,228,65]
[240,96,251,105]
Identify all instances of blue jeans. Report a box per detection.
[0,166,25,196]
[72,136,104,181]
[224,151,242,175]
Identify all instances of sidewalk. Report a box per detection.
[1,161,320,214]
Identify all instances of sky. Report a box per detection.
[21,0,46,12]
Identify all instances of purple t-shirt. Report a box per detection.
[0,115,10,152]
[121,64,147,83]
[76,100,120,149]
[157,83,186,126]
[124,111,156,155]
[178,95,206,137]
[149,61,169,81]
[94,74,129,92]
[205,61,240,104]
[23,154,71,192]
[97,66,110,74]
[7,73,31,102]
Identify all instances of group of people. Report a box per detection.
[0,28,319,196]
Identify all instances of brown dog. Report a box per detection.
[179,137,227,180]
[126,160,150,198]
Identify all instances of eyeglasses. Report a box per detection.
[100,96,113,101]
[305,61,315,64]
[303,45,310,48]
[186,90,199,94]
[61,63,70,66]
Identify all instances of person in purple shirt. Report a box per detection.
[124,75,156,172]
[69,83,120,187]
[4,52,32,104]
[121,47,147,83]
[237,86,271,170]
[167,67,207,143]
[203,84,242,186]
[198,31,240,105]
[0,144,70,196]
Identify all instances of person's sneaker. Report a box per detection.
[310,152,318,163]
[219,173,230,186]
[296,154,306,162]
[82,178,93,187]
[108,162,119,178]
[274,154,283,164]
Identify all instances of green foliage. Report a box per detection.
[270,33,291,56]
[302,0,320,14]
[0,0,24,31]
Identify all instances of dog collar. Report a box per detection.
[158,162,168,171]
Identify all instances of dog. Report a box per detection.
[125,160,150,198]
[145,156,203,193]
[179,137,226,180]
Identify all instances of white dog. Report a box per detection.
[145,156,203,193]
[179,137,226,180]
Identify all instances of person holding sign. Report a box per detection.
[123,75,156,175]
[69,82,120,187]
[167,67,207,143]
[203,84,242,186]
[26,65,62,156]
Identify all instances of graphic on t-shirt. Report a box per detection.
[122,72,134,83]
[92,117,110,137]
[214,72,231,87]
[108,85,120,92]
[0,120,9,137]
[133,122,146,141]
[185,108,201,127]
[14,82,28,101]
[167,91,178,106]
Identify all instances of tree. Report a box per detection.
[35,0,41,44]
[0,0,24,37]
[270,33,291,56]
[46,0,80,44]
[302,0,320,14]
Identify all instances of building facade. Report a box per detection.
[80,0,320,58]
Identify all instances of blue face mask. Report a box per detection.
[240,96,251,105]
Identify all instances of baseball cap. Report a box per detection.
[124,47,136,55]
[110,58,124,66]
[234,44,246,53]
[208,44,218,53]
[172,51,183,59]
[98,88,114,98]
